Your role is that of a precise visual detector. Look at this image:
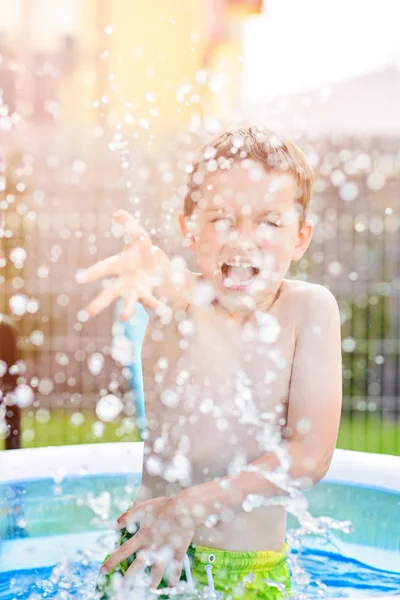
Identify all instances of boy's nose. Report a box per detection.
[238,237,255,251]
[228,229,256,250]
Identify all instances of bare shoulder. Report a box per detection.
[278,279,340,326]
[279,278,338,307]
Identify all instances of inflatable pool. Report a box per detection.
[0,444,399,599]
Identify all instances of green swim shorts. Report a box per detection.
[96,528,291,599]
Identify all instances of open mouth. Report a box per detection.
[219,258,260,290]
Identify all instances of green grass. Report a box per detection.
[1,410,399,455]
[1,409,142,451]
[337,413,400,455]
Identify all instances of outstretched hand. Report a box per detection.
[101,495,197,590]
[77,210,171,321]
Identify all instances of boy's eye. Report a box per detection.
[210,217,234,231]
[259,218,282,228]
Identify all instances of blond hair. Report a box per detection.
[184,126,313,223]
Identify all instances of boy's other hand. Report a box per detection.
[101,495,197,590]
[76,210,171,321]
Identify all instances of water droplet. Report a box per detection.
[50,245,62,263]
[151,329,164,342]
[339,182,358,201]
[10,247,27,264]
[92,421,105,438]
[145,456,162,476]
[342,337,356,352]
[217,418,228,431]
[26,298,40,313]
[30,330,44,346]
[15,384,34,408]
[296,419,311,435]
[164,454,192,485]
[87,491,111,520]
[36,408,50,424]
[77,310,89,323]
[70,412,85,427]
[249,166,264,182]
[88,352,104,376]
[328,261,342,276]
[157,357,168,370]
[12,276,24,290]
[57,294,70,307]
[161,389,180,408]
[9,293,28,316]
[198,397,213,414]
[72,159,86,175]
[38,378,54,395]
[178,319,194,336]
[22,429,35,443]
[204,513,219,528]
[37,265,50,278]
[96,394,123,422]
[124,112,134,125]
[367,172,385,190]
[257,313,281,344]
[52,468,66,485]
[111,335,134,366]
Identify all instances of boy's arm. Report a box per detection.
[180,285,343,514]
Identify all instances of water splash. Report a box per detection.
[96,395,124,422]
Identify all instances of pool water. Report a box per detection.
[1,475,399,599]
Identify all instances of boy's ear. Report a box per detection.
[178,213,196,252]
[292,219,313,261]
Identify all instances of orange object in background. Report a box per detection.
[202,0,264,121]
[207,0,263,44]
[228,0,263,11]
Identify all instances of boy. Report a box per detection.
[80,126,342,599]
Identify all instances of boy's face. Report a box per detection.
[180,162,313,309]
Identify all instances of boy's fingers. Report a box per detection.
[84,281,122,318]
[120,292,139,322]
[117,508,145,531]
[117,499,157,530]
[150,561,169,590]
[167,557,184,588]
[169,545,189,585]
[101,533,143,574]
[76,255,119,284]
[138,292,160,311]
[139,292,172,321]
[113,209,131,222]
[113,210,149,244]
[124,551,151,579]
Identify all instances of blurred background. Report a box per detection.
[0,0,399,454]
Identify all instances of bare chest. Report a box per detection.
[142,307,295,458]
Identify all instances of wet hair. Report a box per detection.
[183,126,314,224]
